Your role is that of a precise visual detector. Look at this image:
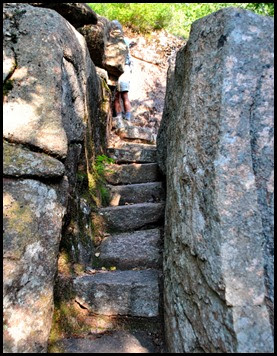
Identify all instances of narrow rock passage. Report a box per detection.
[57,117,167,353]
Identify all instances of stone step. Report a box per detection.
[73,269,161,317]
[112,117,156,143]
[104,163,161,185]
[98,229,162,269]
[107,145,156,163]
[119,126,156,144]
[99,202,165,232]
[109,142,156,150]
[51,330,161,353]
[107,182,165,206]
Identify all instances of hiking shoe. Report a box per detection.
[114,116,126,135]
[124,112,132,121]
[114,113,123,120]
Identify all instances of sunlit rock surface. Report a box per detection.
[104,162,161,185]
[157,7,274,353]
[74,270,161,317]
[3,3,106,352]
[3,141,65,178]
[52,330,159,353]
[78,15,128,78]
[99,229,162,269]
[29,3,98,28]
[99,202,165,232]
[3,3,93,158]
[3,179,67,353]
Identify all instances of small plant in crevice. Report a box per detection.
[48,299,91,352]
[95,154,115,174]
[88,154,115,208]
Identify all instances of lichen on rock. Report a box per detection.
[158,6,274,353]
[3,178,67,353]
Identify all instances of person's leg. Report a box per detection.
[118,65,132,120]
[114,91,122,116]
[121,91,131,120]
[121,91,131,112]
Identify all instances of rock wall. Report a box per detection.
[79,15,128,80]
[3,3,112,352]
[29,3,98,28]
[157,7,274,353]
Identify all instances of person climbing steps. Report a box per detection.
[112,20,133,123]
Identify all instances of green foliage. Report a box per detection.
[88,3,274,38]
[94,154,115,175]
[89,154,115,207]
[48,300,91,351]
[244,2,274,16]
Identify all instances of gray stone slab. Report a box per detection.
[99,229,162,269]
[110,142,156,150]
[123,127,155,143]
[107,146,156,163]
[3,178,67,353]
[3,141,65,178]
[3,3,93,158]
[116,121,156,143]
[99,202,165,232]
[107,182,165,206]
[104,163,161,185]
[30,3,98,28]
[52,330,159,353]
[158,7,274,353]
[78,16,127,78]
[73,270,160,317]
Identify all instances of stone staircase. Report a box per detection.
[63,120,166,352]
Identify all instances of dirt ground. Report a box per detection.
[123,28,185,135]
